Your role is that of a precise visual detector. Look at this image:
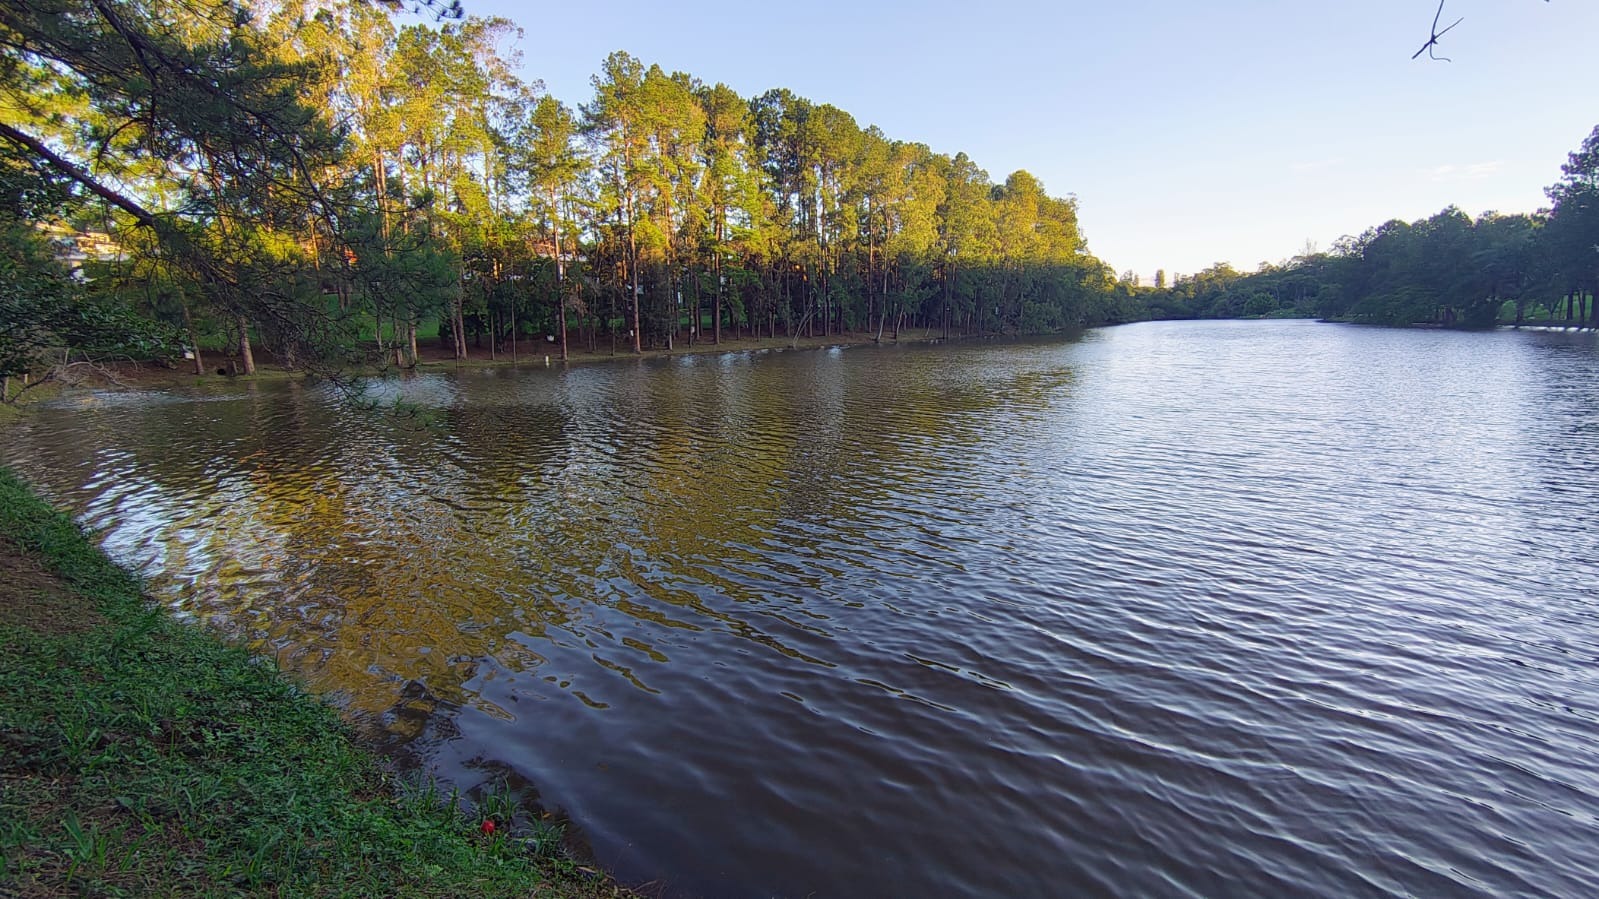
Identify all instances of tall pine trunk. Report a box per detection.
[236,314,256,375]
[553,189,568,362]
[712,210,726,344]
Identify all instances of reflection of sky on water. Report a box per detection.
[4,324,1599,898]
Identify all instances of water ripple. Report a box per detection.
[5,322,1599,897]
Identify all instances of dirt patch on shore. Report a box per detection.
[0,536,104,636]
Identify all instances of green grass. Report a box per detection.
[0,468,627,898]
[352,317,443,344]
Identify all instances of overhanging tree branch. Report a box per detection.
[1413,0,1464,62]
[1416,0,1551,62]
[0,121,161,229]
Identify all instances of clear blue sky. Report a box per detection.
[446,0,1598,281]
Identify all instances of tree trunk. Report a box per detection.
[883,265,891,333]
[713,259,723,345]
[556,249,569,358]
[236,314,256,375]
[943,261,955,340]
[625,193,642,355]
[690,264,700,346]
[453,279,468,360]
[629,259,642,354]
[665,268,676,351]
[554,192,568,362]
[180,301,204,375]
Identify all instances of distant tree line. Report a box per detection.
[1142,127,1599,330]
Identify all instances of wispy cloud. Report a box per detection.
[1426,161,1504,182]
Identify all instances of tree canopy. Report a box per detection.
[2,0,1595,397]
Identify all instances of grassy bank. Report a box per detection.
[0,469,628,897]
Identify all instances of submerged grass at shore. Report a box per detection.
[0,469,629,897]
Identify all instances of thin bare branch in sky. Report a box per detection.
[1413,0,1465,62]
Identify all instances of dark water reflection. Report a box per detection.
[7,321,1599,896]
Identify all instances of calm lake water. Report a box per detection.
[6,320,1599,896]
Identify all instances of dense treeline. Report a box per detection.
[1,0,1136,389]
[1143,127,1599,330]
[5,1,1599,397]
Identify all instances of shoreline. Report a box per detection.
[22,329,971,396]
[13,317,1577,406]
[0,324,1059,894]
[0,468,637,897]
